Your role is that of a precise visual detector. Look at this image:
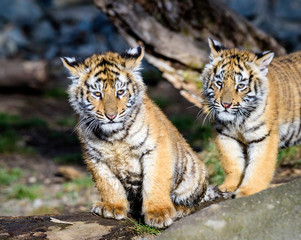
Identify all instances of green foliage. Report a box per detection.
[0,168,23,186]
[54,153,82,164]
[278,145,301,165]
[0,167,41,202]
[56,116,76,127]
[48,131,78,143]
[0,113,47,153]
[71,176,94,189]
[0,129,35,154]
[128,218,162,236]
[44,88,68,99]
[200,141,225,185]
[191,124,213,144]
[0,113,20,127]
[141,68,162,86]
[63,176,94,192]
[152,97,171,109]
[171,115,213,149]
[171,115,194,131]
[0,129,20,153]
[0,113,48,129]
[7,184,42,201]
[17,117,48,128]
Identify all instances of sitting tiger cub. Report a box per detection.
[201,39,301,197]
[61,47,223,228]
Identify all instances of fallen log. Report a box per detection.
[0,212,139,240]
[0,59,48,89]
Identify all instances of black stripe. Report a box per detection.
[254,81,259,95]
[245,122,265,133]
[84,81,90,88]
[249,74,253,83]
[248,130,271,145]
[126,74,132,83]
[282,126,296,147]
[119,104,143,141]
[129,127,149,150]
[96,59,112,68]
[216,128,245,146]
[139,148,154,161]
[173,141,182,187]
[238,64,244,71]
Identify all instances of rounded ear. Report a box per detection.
[121,46,144,71]
[61,57,86,77]
[255,51,274,76]
[208,38,226,59]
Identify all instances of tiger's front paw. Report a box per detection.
[91,202,128,220]
[219,183,239,192]
[143,202,176,228]
[235,185,262,198]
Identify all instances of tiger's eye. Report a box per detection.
[237,84,245,89]
[216,81,223,86]
[93,92,102,98]
[117,90,125,96]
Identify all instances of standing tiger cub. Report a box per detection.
[61,47,220,228]
[201,39,301,197]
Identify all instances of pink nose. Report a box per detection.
[105,113,117,120]
[221,102,232,109]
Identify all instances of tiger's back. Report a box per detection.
[269,51,301,147]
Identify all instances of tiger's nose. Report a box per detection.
[105,113,117,120]
[221,102,232,109]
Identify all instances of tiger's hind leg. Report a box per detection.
[175,205,194,218]
[171,151,207,218]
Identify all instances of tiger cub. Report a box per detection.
[201,39,301,197]
[61,47,217,228]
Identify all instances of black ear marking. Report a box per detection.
[61,56,86,77]
[61,56,84,68]
[208,38,227,52]
[254,51,272,59]
[121,46,144,71]
[255,51,274,76]
[121,46,144,59]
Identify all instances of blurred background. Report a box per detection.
[0,0,300,217]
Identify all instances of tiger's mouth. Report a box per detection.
[215,106,237,121]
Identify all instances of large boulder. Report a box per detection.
[158,179,301,240]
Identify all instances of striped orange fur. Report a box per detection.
[61,47,224,228]
[201,39,301,197]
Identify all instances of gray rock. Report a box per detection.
[44,45,59,60]
[274,0,301,20]
[158,179,301,240]
[0,0,43,27]
[32,20,57,43]
[0,24,28,56]
[222,0,301,51]
[221,0,261,18]
[49,5,100,23]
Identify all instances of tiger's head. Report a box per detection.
[201,39,274,123]
[61,46,145,133]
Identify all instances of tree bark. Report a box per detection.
[94,0,286,107]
